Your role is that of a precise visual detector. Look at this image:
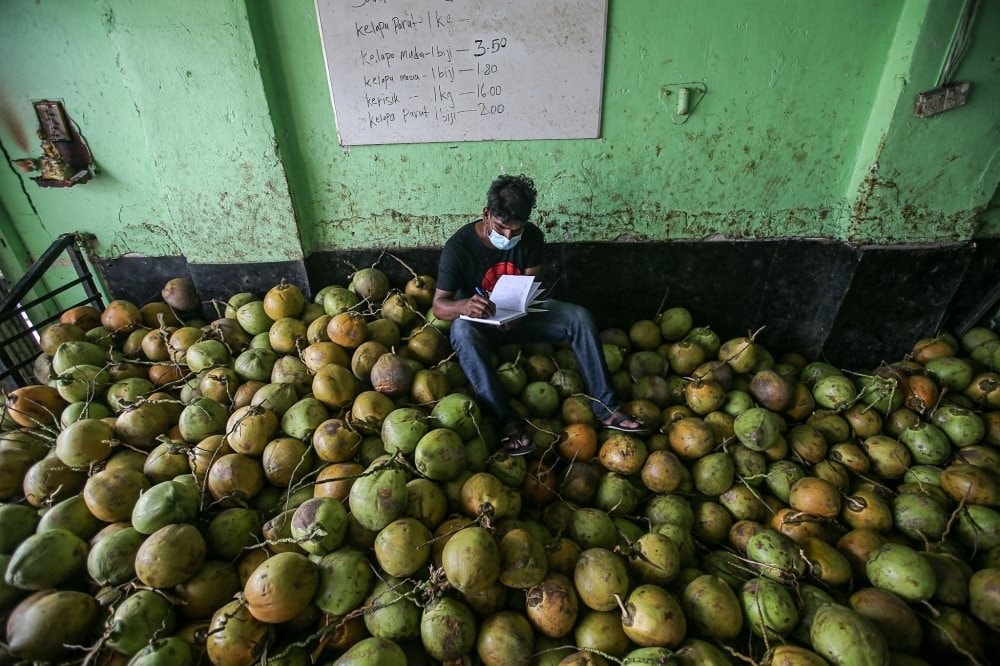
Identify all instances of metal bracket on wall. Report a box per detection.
[914,81,971,118]
[660,82,707,124]
[10,100,94,188]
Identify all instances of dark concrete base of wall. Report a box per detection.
[98,238,999,370]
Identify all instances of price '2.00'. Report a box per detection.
[479,103,505,115]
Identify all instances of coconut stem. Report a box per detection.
[385,250,419,279]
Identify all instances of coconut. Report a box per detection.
[740,577,798,640]
[374,517,431,577]
[244,551,318,623]
[60,304,103,331]
[142,440,191,483]
[682,574,743,640]
[314,547,373,616]
[349,462,408,531]
[278,397,327,440]
[263,282,305,320]
[321,286,361,317]
[4,385,66,428]
[370,352,415,397]
[6,590,99,662]
[104,378,153,414]
[573,548,628,612]
[408,323,451,366]
[87,526,146,586]
[411,368,450,404]
[865,543,936,602]
[349,267,390,302]
[133,523,206,588]
[205,508,262,561]
[476,611,535,666]
[101,299,143,332]
[0,504,38,554]
[115,402,171,448]
[442,527,501,595]
[420,597,477,662]
[404,274,436,307]
[23,455,87,507]
[183,339,229,373]
[55,417,115,468]
[178,397,230,442]
[526,573,579,639]
[206,600,270,666]
[131,478,200,534]
[161,277,199,311]
[810,604,889,666]
[335,637,406,665]
[0,449,36,501]
[5,529,87,589]
[36,494,104,540]
[207,453,265,505]
[750,369,796,411]
[380,292,418,328]
[364,576,421,641]
[261,436,313,487]
[414,428,466,482]
[290,497,348,557]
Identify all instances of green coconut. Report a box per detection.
[36,494,104,540]
[0,504,38,554]
[107,589,177,656]
[87,525,146,586]
[134,523,207,588]
[6,590,99,662]
[5,528,87,590]
[132,478,202,534]
[315,548,374,616]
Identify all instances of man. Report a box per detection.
[432,174,645,455]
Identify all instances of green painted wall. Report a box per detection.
[256,0,907,249]
[0,0,301,276]
[845,0,1000,241]
[0,0,998,287]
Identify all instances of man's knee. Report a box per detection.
[449,319,481,349]
[562,302,596,331]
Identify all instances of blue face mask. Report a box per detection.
[488,227,522,251]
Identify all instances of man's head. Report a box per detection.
[485,174,537,225]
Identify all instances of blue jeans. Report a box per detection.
[449,299,618,427]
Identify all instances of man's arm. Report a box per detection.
[432,288,494,321]
[432,266,540,322]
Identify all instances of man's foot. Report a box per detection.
[500,421,536,456]
[600,410,649,434]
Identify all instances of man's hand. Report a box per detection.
[465,294,496,319]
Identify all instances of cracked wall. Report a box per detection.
[0,0,998,288]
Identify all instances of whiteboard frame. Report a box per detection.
[314,0,609,146]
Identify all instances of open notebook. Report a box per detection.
[459,274,547,325]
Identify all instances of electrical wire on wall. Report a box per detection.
[913,0,980,118]
[937,0,980,87]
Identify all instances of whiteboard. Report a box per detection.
[315,0,608,146]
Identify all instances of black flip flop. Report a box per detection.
[500,428,536,456]
[601,411,650,435]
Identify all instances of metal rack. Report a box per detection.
[0,234,105,390]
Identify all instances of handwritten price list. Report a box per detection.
[316,0,608,145]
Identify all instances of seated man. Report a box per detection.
[432,174,645,455]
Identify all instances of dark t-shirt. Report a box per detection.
[437,221,544,298]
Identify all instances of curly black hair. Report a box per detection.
[486,174,537,223]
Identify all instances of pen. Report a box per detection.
[475,287,489,298]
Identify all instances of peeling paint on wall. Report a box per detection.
[0,0,998,278]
